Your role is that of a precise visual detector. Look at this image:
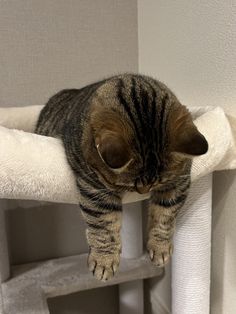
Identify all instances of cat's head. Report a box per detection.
[82,74,208,193]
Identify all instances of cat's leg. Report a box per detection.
[79,192,122,281]
[147,185,189,267]
[86,210,122,281]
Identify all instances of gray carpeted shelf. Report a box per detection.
[2,253,162,314]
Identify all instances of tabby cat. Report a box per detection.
[35,74,208,281]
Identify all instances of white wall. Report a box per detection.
[138,0,236,114]
[138,1,236,313]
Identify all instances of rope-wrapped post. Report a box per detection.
[172,174,212,314]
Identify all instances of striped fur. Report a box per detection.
[35,73,207,280]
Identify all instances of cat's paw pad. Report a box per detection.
[88,251,120,281]
[147,240,173,267]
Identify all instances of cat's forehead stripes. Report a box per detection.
[117,78,145,158]
[115,75,171,161]
[89,73,174,177]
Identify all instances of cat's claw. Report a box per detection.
[148,240,173,267]
[88,251,120,281]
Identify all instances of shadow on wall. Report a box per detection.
[5,201,88,265]
[211,170,236,314]
[48,285,119,314]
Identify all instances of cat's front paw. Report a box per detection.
[147,239,173,267]
[88,250,120,281]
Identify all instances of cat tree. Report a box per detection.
[0,105,235,314]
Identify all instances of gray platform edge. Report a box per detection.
[1,253,162,314]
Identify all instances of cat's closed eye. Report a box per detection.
[95,131,132,170]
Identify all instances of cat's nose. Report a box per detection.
[136,184,152,194]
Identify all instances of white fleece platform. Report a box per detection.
[0,105,235,314]
[0,105,235,204]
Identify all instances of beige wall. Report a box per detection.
[0,1,138,313]
[0,0,138,108]
[138,1,236,313]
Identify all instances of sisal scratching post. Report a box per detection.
[172,174,212,314]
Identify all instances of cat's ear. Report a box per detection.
[172,125,208,156]
[95,131,131,169]
[170,106,208,156]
